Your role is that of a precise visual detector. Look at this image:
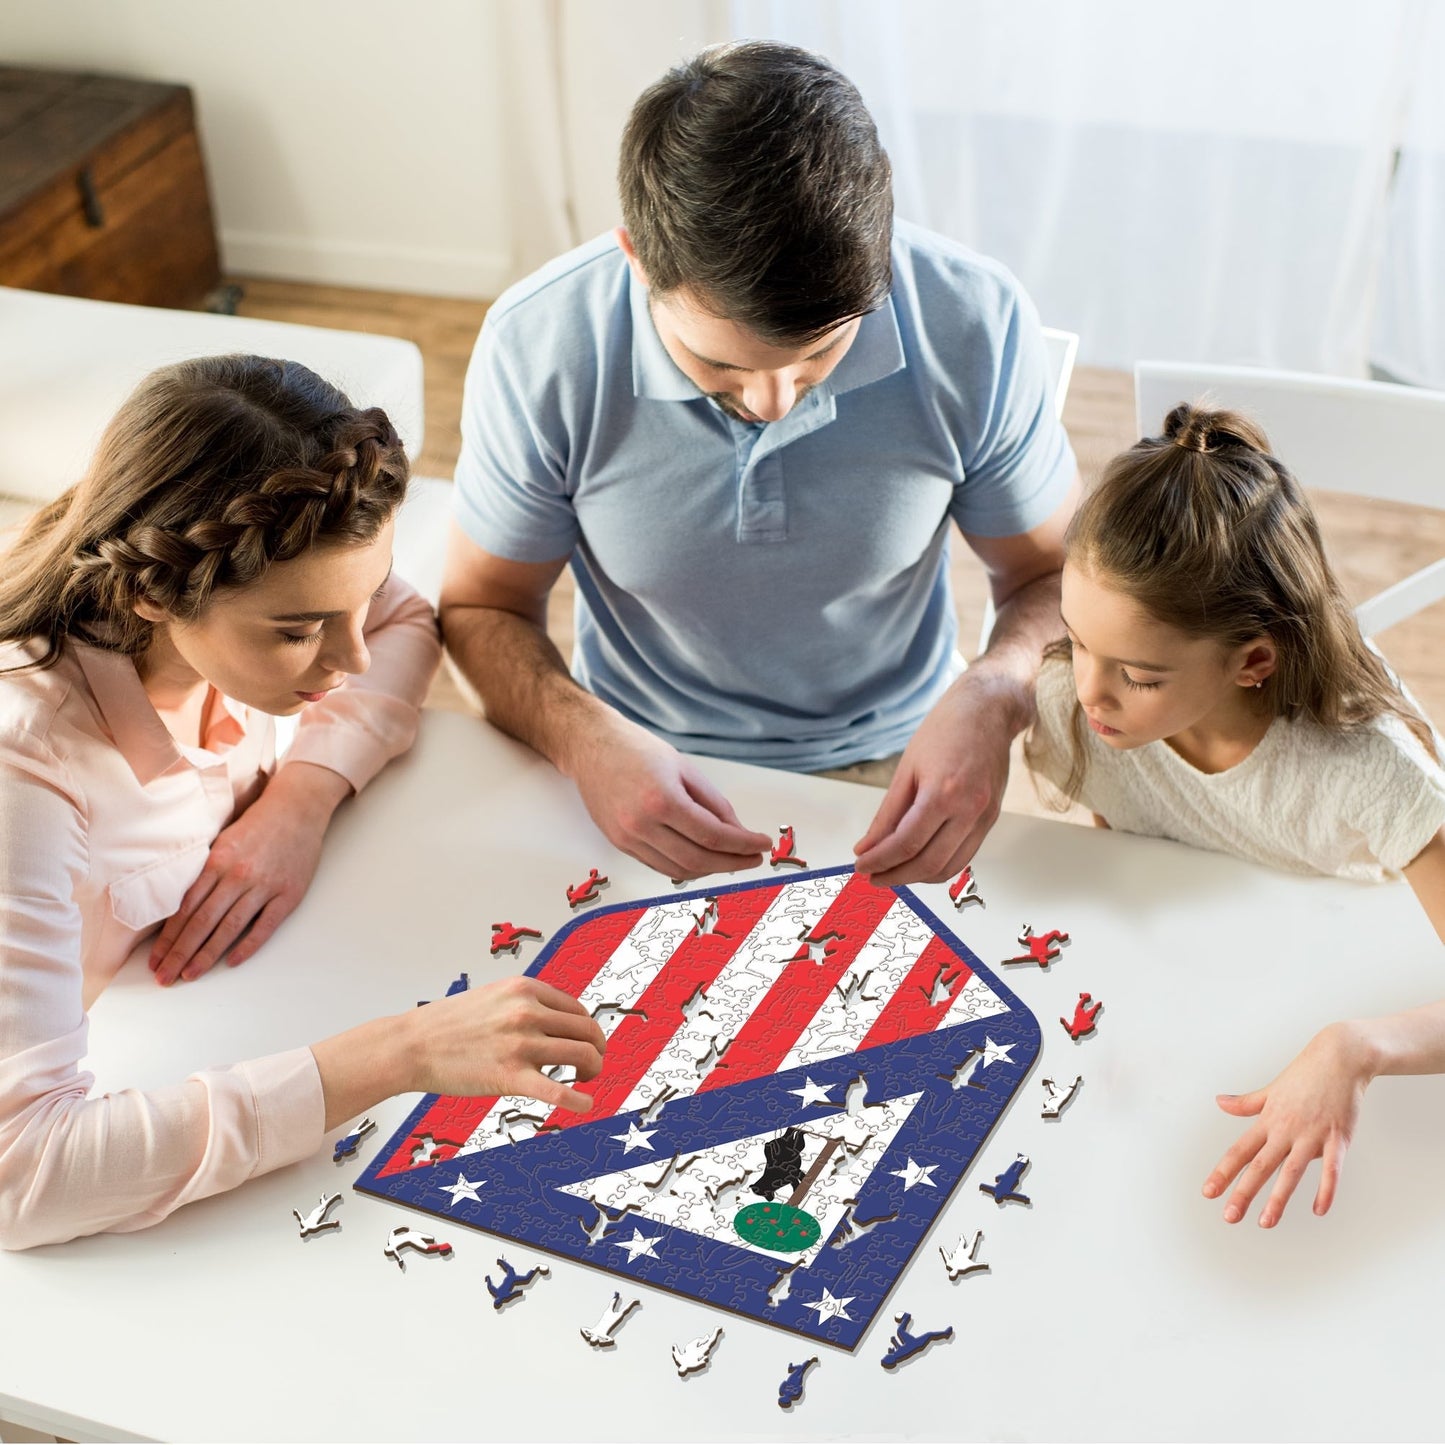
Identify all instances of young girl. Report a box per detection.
[0,355,604,1250]
[1026,402,1445,1230]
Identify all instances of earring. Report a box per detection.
[1253,680,1264,690]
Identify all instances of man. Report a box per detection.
[440,41,1079,886]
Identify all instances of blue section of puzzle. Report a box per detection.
[355,868,1039,1351]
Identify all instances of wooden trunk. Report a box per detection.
[0,66,221,308]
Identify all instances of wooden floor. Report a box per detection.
[233,276,1445,820]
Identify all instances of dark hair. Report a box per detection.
[1028,401,1438,802]
[618,40,893,344]
[0,354,408,672]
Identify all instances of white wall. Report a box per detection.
[0,0,514,297]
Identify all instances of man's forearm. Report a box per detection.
[440,604,614,777]
[963,567,1064,736]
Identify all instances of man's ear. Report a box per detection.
[615,226,648,287]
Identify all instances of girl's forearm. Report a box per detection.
[1335,1000,1445,1081]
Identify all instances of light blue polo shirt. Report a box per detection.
[453,222,1076,771]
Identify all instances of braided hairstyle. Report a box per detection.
[0,355,408,671]
[1027,401,1437,805]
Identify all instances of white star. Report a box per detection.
[438,1173,484,1207]
[610,1121,658,1153]
[978,1037,1015,1068]
[613,1228,662,1262]
[889,1157,939,1191]
[804,1288,855,1323]
[788,1076,834,1107]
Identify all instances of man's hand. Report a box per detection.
[149,762,351,985]
[568,713,771,881]
[1202,1022,1374,1228]
[852,668,1023,886]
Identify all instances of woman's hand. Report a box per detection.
[313,977,609,1129]
[1202,1021,1375,1227]
[149,762,350,985]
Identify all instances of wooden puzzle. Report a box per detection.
[356,866,1041,1350]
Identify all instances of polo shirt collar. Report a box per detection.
[74,643,246,786]
[629,270,907,403]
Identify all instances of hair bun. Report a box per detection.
[1161,402,1270,456]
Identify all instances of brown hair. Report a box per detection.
[618,40,893,345]
[1028,401,1438,803]
[0,354,408,672]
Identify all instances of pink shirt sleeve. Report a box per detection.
[283,573,442,791]
[0,739,326,1250]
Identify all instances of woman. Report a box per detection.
[0,355,604,1250]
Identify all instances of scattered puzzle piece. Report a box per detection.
[291,1192,342,1239]
[581,1291,640,1348]
[979,1153,1031,1206]
[672,1326,724,1377]
[490,922,543,957]
[567,868,610,908]
[769,825,807,869]
[939,1230,987,1280]
[484,1256,549,1308]
[417,973,470,1007]
[1041,1074,1083,1118]
[332,1117,376,1162]
[1061,993,1103,1041]
[383,1225,453,1270]
[778,1356,819,1409]
[947,866,985,911]
[1002,924,1070,967]
[880,1312,954,1370]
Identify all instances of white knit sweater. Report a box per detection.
[1028,660,1445,880]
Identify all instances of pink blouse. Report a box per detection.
[0,578,441,1249]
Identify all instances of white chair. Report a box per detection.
[1135,362,1445,640]
[974,326,1079,652]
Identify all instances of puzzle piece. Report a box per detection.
[383,1225,453,1270]
[581,1292,639,1347]
[1061,993,1103,1041]
[332,1117,376,1162]
[979,1153,1031,1207]
[672,1326,723,1377]
[1002,924,1070,967]
[778,1356,819,1409]
[567,868,610,908]
[769,825,807,869]
[484,1257,549,1308]
[490,922,543,957]
[939,1230,987,1280]
[292,1193,342,1239]
[880,1312,954,1369]
[947,866,985,910]
[416,972,470,1007]
[1041,1074,1083,1118]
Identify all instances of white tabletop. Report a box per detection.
[2,709,1441,1443]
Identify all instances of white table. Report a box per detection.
[2,710,1441,1443]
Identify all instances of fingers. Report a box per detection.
[153,878,256,986]
[1202,1122,1267,1202]
[149,869,221,972]
[227,896,294,968]
[1313,1135,1347,1217]
[1221,1136,1291,1224]
[852,773,916,859]
[679,769,771,851]
[856,788,997,887]
[1258,1145,1314,1228]
[1214,1089,1266,1117]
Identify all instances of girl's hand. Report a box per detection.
[150,762,349,985]
[400,976,607,1113]
[1202,1021,1375,1227]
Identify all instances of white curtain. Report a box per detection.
[1371,6,1445,387]
[495,0,1442,382]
